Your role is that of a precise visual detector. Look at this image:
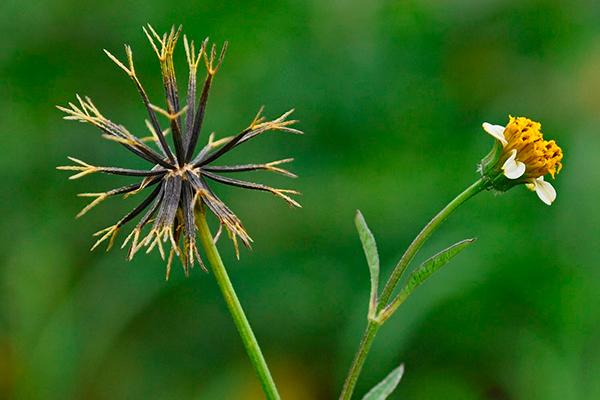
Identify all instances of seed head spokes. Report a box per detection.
[58,25,301,277]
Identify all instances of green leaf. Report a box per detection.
[398,238,476,303]
[355,210,380,316]
[362,363,405,400]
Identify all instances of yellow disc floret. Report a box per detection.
[502,116,563,179]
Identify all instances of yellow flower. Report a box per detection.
[482,116,563,205]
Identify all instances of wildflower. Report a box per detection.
[57,25,301,278]
[480,116,563,205]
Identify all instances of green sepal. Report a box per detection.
[362,363,405,400]
[479,140,525,193]
[355,210,380,318]
[480,139,503,178]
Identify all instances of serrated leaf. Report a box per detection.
[362,363,405,400]
[398,238,476,303]
[355,210,380,316]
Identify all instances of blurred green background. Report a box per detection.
[2,0,599,398]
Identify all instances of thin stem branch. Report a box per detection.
[377,177,488,312]
[195,207,281,400]
[339,177,488,400]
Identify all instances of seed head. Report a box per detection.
[58,25,302,278]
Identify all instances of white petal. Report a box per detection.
[502,149,526,179]
[532,176,556,205]
[482,122,508,147]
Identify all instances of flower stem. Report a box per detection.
[339,320,381,400]
[195,208,281,400]
[339,177,488,400]
[377,177,488,313]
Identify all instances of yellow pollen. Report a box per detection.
[502,116,563,179]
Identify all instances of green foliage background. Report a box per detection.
[1,0,599,398]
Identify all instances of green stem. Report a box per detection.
[339,177,488,400]
[377,177,488,313]
[339,320,381,400]
[195,208,281,400]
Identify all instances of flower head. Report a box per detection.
[480,116,563,205]
[57,25,302,278]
